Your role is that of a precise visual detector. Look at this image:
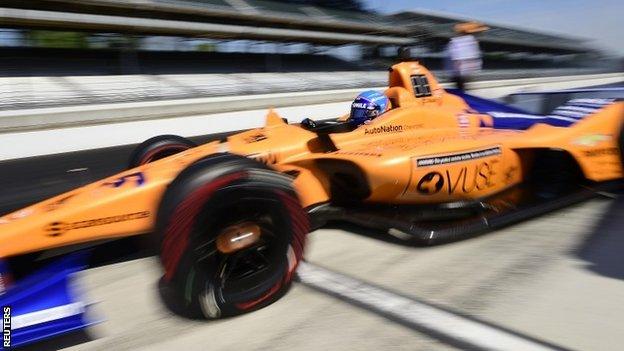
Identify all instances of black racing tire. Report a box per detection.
[156,153,308,319]
[128,135,197,168]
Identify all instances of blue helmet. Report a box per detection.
[349,90,390,126]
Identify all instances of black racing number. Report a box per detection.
[411,75,431,98]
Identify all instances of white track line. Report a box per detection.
[297,262,566,351]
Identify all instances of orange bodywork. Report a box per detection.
[0,62,622,258]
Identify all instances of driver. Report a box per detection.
[348,90,390,127]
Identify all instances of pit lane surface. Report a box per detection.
[3,81,623,351]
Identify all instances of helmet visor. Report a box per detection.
[350,107,378,121]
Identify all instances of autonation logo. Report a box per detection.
[364,125,403,135]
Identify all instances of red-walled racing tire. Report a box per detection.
[156,153,308,319]
[129,135,196,168]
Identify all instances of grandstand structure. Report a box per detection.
[394,10,587,54]
[1,1,596,50]
[0,0,607,76]
[0,0,412,45]
[390,10,597,70]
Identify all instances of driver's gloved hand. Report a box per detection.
[301,118,317,129]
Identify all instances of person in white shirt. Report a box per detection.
[446,22,487,91]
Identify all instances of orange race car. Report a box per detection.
[0,61,623,320]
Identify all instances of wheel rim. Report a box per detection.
[192,196,287,297]
[217,223,274,283]
[216,222,262,254]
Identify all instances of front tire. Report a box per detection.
[157,154,308,319]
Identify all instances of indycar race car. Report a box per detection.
[0,61,622,324]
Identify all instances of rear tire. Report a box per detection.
[157,154,308,319]
[129,135,196,168]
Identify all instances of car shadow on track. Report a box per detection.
[323,222,426,247]
[322,221,481,249]
[322,220,500,248]
[575,194,624,281]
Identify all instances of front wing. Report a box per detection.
[0,253,96,348]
